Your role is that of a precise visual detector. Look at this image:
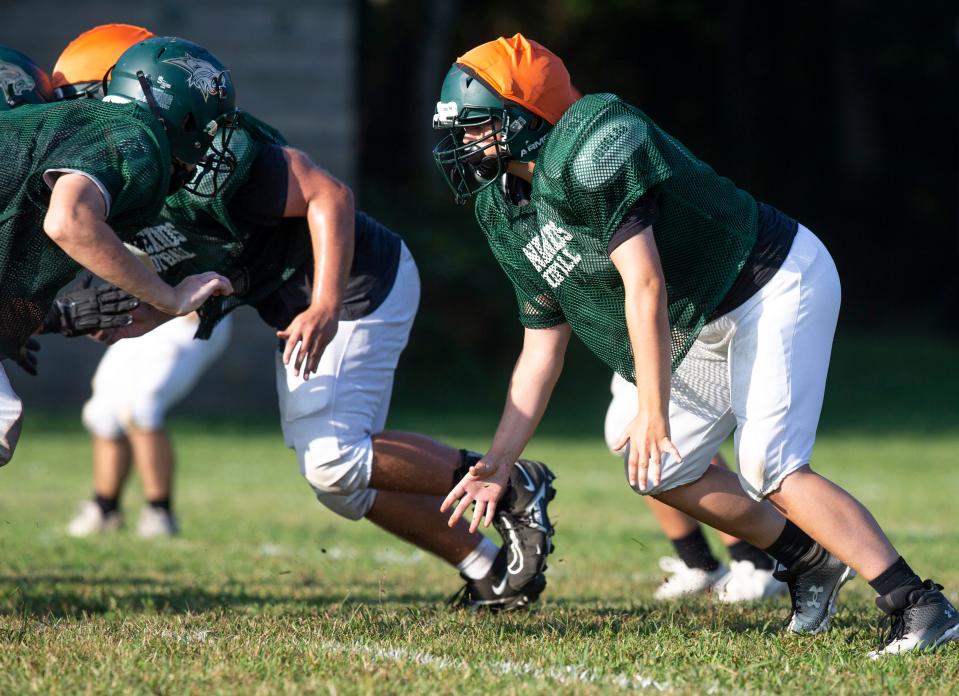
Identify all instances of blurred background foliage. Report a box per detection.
[358,0,958,381]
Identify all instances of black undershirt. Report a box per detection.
[228,144,402,329]
[708,202,798,320]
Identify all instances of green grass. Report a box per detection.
[1,334,959,694]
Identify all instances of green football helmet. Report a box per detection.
[0,46,53,110]
[105,36,238,195]
[432,65,552,204]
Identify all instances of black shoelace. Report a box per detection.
[877,609,907,650]
[446,582,471,608]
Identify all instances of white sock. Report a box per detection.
[456,537,499,580]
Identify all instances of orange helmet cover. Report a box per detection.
[456,33,577,125]
[52,23,155,89]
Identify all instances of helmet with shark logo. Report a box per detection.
[105,36,239,196]
[0,45,53,110]
[432,33,578,204]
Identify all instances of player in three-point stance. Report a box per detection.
[433,34,958,655]
[86,35,555,609]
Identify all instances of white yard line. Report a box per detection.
[312,639,670,692]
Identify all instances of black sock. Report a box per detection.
[672,527,720,572]
[869,556,922,597]
[147,496,171,512]
[763,520,815,569]
[94,494,119,515]
[727,540,775,571]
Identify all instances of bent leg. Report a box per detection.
[731,227,897,581]
[369,431,461,497]
[767,466,896,580]
[279,247,494,568]
[654,465,785,549]
[367,491,483,565]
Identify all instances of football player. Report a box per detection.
[605,373,784,601]
[433,34,958,654]
[0,39,233,470]
[87,36,555,610]
[50,24,235,539]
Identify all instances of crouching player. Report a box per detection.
[82,33,555,609]
[434,34,959,654]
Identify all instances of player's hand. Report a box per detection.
[40,274,140,337]
[613,411,682,492]
[88,305,171,344]
[440,455,511,533]
[277,303,339,379]
[13,338,40,376]
[163,272,233,316]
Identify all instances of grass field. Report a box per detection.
[1,335,958,694]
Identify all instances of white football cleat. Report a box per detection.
[66,501,123,537]
[653,556,727,600]
[715,560,788,603]
[136,506,178,538]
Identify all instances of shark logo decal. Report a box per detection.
[161,54,228,102]
[0,61,36,97]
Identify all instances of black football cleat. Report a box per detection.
[494,458,557,592]
[448,545,546,613]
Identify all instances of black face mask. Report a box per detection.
[168,161,194,195]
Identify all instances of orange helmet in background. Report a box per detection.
[51,23,154,99]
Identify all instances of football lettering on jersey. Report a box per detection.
[522,221,581,288]
[133,222,197,272]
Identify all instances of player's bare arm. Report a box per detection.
[43,173,233,316]
[609,230,682,491]
[441,322,571,531]
[276,147,355,378]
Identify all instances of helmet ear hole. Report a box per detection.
[181,112,196,133]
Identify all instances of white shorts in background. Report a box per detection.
[621,225,841,501]
[0,363,23,466]
[277,243,420,520]
[82,313,233,437]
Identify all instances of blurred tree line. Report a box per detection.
[358,0,958,379]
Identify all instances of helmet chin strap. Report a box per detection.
[135,71,164,122]
[473,155,501,181]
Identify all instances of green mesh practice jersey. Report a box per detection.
[0,100,170,359]
[474,93,758,382]
[142,113,310,338]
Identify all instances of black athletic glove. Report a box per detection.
[41,276,140,337]
[13,338,40,377]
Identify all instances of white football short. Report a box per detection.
[610,225,841,501]
[277,242,420,520]
[82,313,233,437]
[0,363,24,466]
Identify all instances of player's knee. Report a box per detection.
[81,397,124,439]
[0,399,23,467]
[313,487,377,521]
[736,434,772,501]
[124,393,168,432]
[299,437,373,497]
